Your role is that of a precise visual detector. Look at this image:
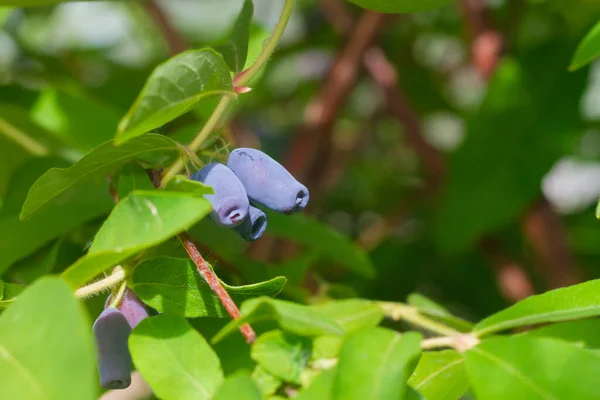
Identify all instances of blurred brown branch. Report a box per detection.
[145,0,189,55]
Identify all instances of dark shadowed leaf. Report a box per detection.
[116,49,232,143]
[130,315,223,400]
[130,256,286,317]
[0,277,96,399]
[332,329,422,400]
[213,297,344,343]
[465,336,600,400]
[61,191,212,287]
[474,279,600,336]
[20,134,182,219]
[408,350,468,400]
[0,282,25,309]
[265,211,375,278]
[214,0,254,73]
[251,330,312,384]
[115,163,155,200]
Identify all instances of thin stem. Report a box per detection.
[421,336,456,350]
[178,232,257,344]
[378,301,461,337]
[160,95,234,187]
[233,0,296,87]
[74,267,127,299]
[109,279,128,308]
[0,117,49,156]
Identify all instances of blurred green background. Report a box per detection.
[2,0,600,333]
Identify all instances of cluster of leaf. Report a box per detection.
[1,0,600,399]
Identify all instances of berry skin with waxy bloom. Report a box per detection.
[234,205,268,241]
[105,289,149,329]
[190,162,250,228]
[227,148,309,214]
[92,308,133,390]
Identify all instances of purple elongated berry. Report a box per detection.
[190,162,250,227]
[105,290,149,329]
[93,308,133,390]
[234,205,268,241]
[227,148,309,214]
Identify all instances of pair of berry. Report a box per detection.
[192,148,309,241]
[93,291,149,390]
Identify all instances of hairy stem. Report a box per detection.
[233,0,296,87]
[178,232,257,344]
[75,267,127,299]
[378,302,461,337]
[160,95,234,186]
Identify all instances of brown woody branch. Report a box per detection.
[145,0,189,55]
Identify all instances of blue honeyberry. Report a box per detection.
[234,205,268,241]
[227,148,309,214]
[93,308,133,390]
[190,162,250,227]
[105,290,149,329]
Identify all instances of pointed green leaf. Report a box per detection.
[408,350,468,400]
[117,49,232,143]
[214,373,264,400]
[214,0,254,73]
[265,211,375,278]
[20,134,182,219]
[295,368,336,400]
[115,163,155,200]
[474,279,600,336]
[129,315,223,400]
[332,329,422,400]
[251,330,312,385]
[0,277,96,399]
[571,21,600,71]
[164,175,214,196]
[465,336,600,400]
[62,191,212,288]
[213,297,344,343]
[311,299,384,333]
[347,0,452,13]
[130,256,286,317]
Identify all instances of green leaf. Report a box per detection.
[20,134,182,219]
[346,0,452,13]
[265,211,375,278]
[436,50,587,252]
[473,279,600,336]
[0,282,25,309]
[465,335,600,400]
[164,175,214,196]
[213,297,344,343]
[129,315,224,400]
[115,163,155,200]
[0,0,82,6]
[130,256,286,317]
[295,368,336,400]
[0,277,96,399]
[332,328,422,400]
[408,350,468,400]
[213,373,264,400]
[214,0,254,73]
[252,366,282,397]
[10,238,63,285]
[311,299,384,333]
[251,330,312,385]
[407,294,474,332]
[0,280,4,300]
[523,319,600,349]
[571,21,600,71]
[116,49,233,143]
[61,191,212,288]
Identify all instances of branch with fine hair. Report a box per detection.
[75,267,127,299]
[178,232,257,344]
